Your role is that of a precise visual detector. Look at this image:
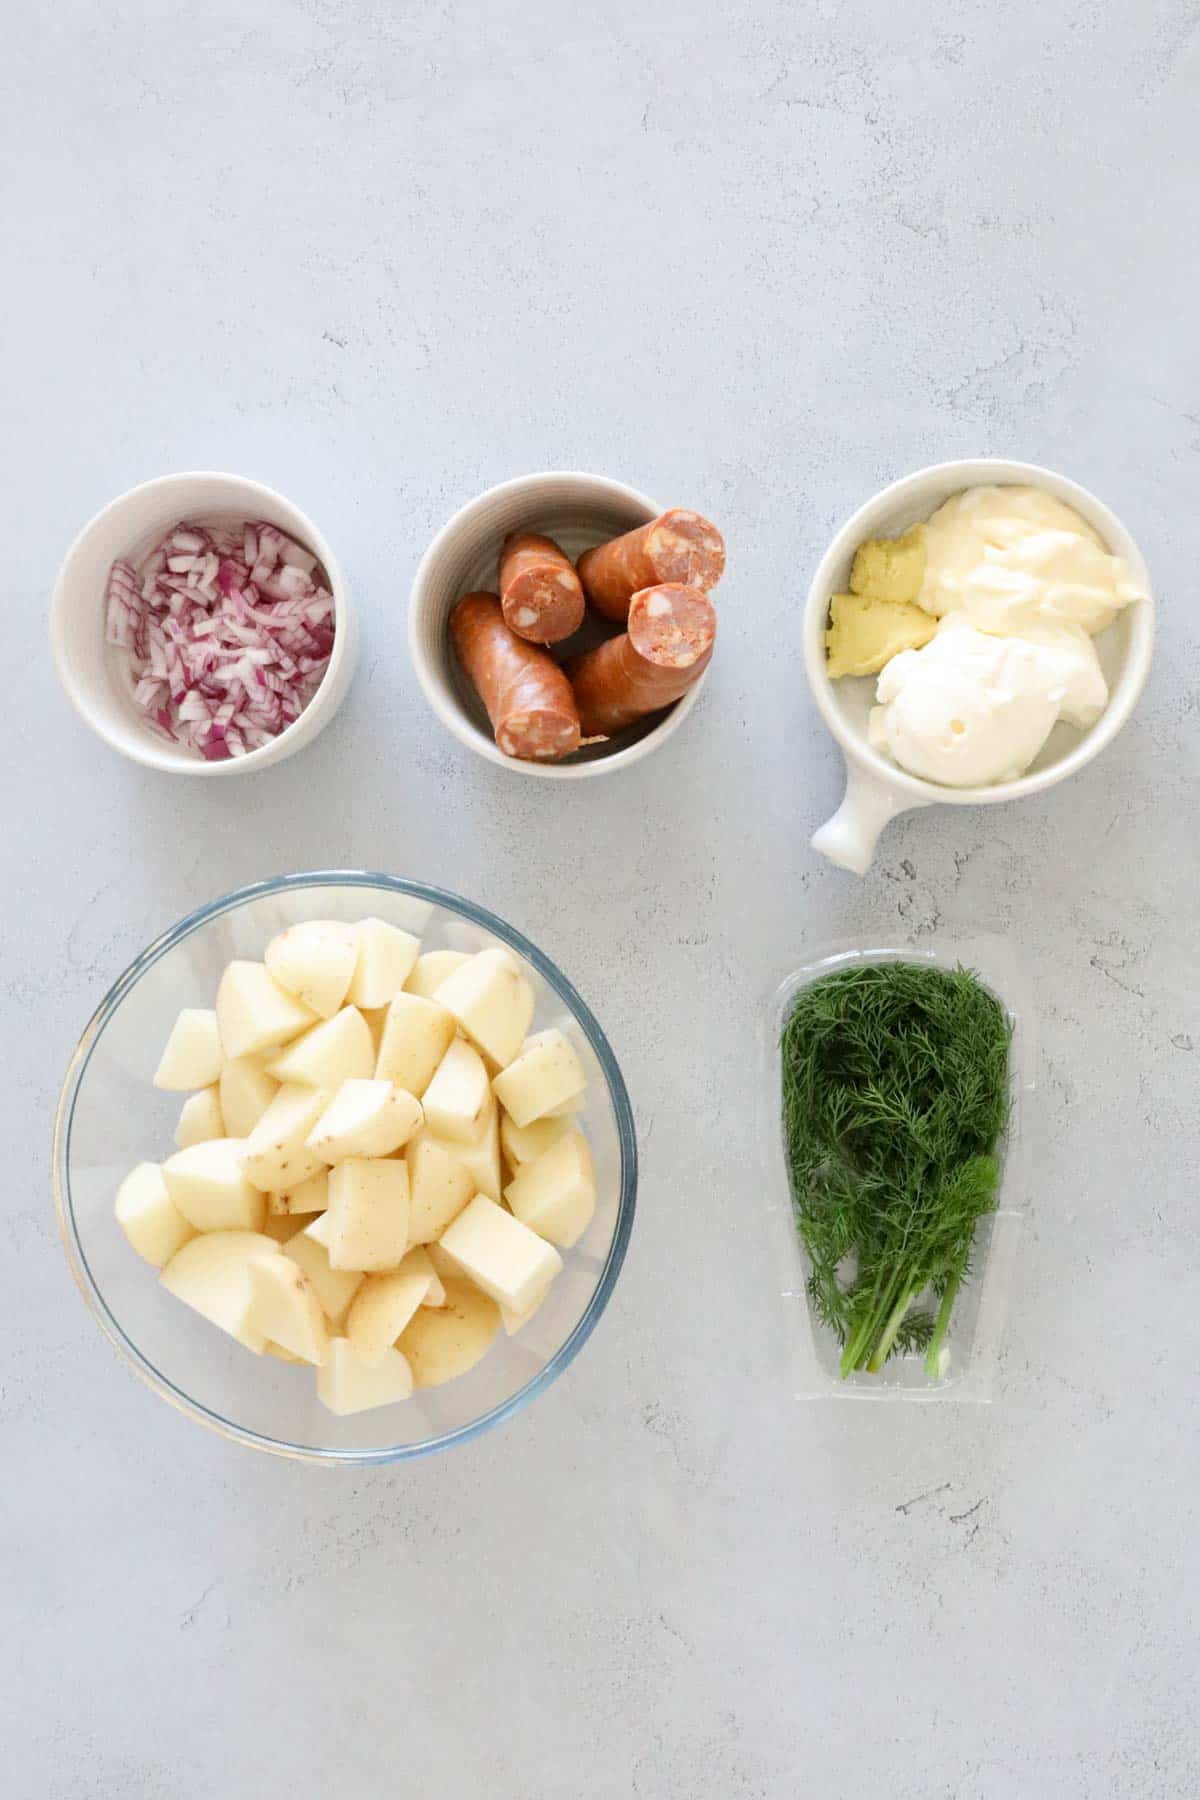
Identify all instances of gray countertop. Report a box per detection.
[6,2,1199,1794]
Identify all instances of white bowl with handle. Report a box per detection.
[805,458,1154,874]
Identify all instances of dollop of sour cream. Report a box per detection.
[918,484,1145,637]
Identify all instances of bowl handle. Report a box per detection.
[811,761,927,874]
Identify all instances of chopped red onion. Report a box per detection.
[104,518,335,761]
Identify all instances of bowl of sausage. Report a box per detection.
[408,473,725,777]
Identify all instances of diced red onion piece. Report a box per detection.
[103,518,334,761]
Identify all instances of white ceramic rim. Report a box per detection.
[407,470,709,780]
[803,458,1156,806]
[49,470,353,777]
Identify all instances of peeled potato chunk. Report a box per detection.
[264,920,359,1019]
[240,1084,329,1192]
[266,1006,374,1090]
[405,1130,474,1243]
[245,1255,330,1365]
[504,1129,595,1248]
[219,1056,279,1138]
[347,917,421,1009]
[492,1028,586,1128]
[154,1008,223,1091]
[499,1111,572,1169]
[403,1244,446,1307]
[318,1339,414,1414]
[306,1079,424,1162]
[159,1231,282,1351]
[404,950,469,999]
[439,1194,563,1315]
[162,1138,266,1233]
[453,1100,502,1202]
[283,1224,363,1325]
[344,1256,434,1361]
[324,1158,410,1271]
[422,1038,491,1144]
[267,1168,329,1217]
[434,948,535,1070]
[216,962,316,1061]
[115,1162,194,1267]
[397,1279,500,1388]
[374,992,456,1097]
[174,1086,224,1151]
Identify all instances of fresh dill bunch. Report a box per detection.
[780,961,1011,1379]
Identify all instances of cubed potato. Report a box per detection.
[499,1111,572,1169]
[347,917,422,1008]
[453,1100,501,1202]
[491,1029,586,1128]
[324,1158,410,1271]
[264,1339,307,1363]
[503,1129,595,1248]
[500,1285,549,1336]
[265,1006,374,1090]
[264,920,359,1019]
[404,950,469,999]
[115,1162,195,1267]
[402,1244,446,1307]
[542,1093,584,1118]
[159,1231,282,1351]
[216,1051,278,1137]
[439,1195,562,1314]
[245,1255,329,1365]
[344,1257,434,1361]
[218,1056,279,1137]
[421,1038,491,1144]
[283,1224,363,1324]
[434,948,535,1070]
[154,1008,224,1091]
[266,1168,329,1217]
[162,1138,266,1233]
[306,1079,424,1162]
[405,1131,474,1243]
[424,1241,460,1283]
[174,1086,224,1151]
[216,961,316,1060]
[374,993,456,1097]
[397,1279,500,1388]
[239,1084,329,1192]
[317,1340,414,1414]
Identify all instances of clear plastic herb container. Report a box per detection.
[762,935,1035,1402]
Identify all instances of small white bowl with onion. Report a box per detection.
[51,472,356,775]
[805,459,1155,874]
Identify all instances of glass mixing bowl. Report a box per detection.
[54,872,637,1463]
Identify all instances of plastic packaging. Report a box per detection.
[762,935,1035,1402]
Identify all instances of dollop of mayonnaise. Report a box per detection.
[918,485,1146,637]
[869,614,1109,788]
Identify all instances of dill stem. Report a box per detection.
[867,1283,916,1372]
[924,1276,959,1379]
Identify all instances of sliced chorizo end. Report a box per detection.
[450,591,582,761]
[576,510,726,622]
[499,532,586,646]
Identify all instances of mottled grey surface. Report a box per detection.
[4,1,1199,1794]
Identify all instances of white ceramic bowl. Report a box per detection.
[50,472,356,776]
[805,459,1154,874]
[408,471,709,778]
